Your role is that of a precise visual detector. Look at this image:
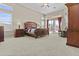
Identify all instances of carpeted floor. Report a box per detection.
[0,33,79,56]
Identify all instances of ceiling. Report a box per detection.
[20,3,65,14]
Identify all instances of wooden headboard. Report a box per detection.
[24,21,37,29]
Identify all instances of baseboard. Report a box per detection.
[66,43,79,48]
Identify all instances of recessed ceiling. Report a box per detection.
[20,3,65,14]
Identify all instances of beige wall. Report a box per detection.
[2,3,43,37]
[6,3,42,30]
[4,3,68,31]
[2,3,68,37]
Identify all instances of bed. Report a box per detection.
[24,21,49,38]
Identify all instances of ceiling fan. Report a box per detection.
[41,3,56,9]
[41,3,50,8]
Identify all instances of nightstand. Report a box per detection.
[15,29,25,37]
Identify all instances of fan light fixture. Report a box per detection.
[41,3,56,9]
[41,3,50,8]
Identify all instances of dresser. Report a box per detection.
[0,26,4,42]
[15,29,25,37]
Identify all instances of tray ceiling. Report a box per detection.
[20,3,65,14]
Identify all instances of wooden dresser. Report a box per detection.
[66,3,79,47]
[0,26,4,42]
[15,29,25,37]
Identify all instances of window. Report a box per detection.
[0,4,13,31]
[55,20,59,33]
[0,11,12,24]
[48,20,54,33]
[0,4,13,11]
[40,20,45,28]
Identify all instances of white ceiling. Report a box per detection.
[20,3,65,14]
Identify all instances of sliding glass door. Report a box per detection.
[47,19,59,33]
[54,20,59,33]
[48,20,53,33]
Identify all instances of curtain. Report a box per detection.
[47,20,49,32]
[58,17,62,32]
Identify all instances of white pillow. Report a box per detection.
[31,29,36,33]
[28,29,31,32]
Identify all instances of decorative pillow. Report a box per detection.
[28,29,31,32]
[25,28,28,32]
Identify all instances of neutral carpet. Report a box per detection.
[0,33,79,56]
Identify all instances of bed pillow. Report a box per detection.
[30,28,36,33]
